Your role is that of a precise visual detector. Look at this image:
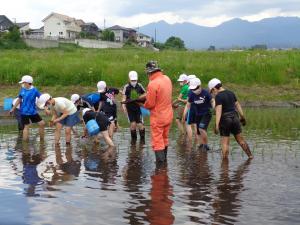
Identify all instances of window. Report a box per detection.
[57,22,61,25]
[59,32,63,35]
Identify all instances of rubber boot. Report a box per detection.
[164,146,168,161]
[139,129,145,143]
[131,130,137,144]
[155,150,166,164]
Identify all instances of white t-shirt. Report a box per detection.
[53,97,77,115]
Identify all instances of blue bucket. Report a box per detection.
[3,98,13,111]
[140,107,150,117]
[86,119,100,136]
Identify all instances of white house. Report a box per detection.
[16,22,30,36]
[108,25,136,42]
[42,12,82,39]
[137,33,152,47]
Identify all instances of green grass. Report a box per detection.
[0,48,300,87]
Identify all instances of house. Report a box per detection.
[29,26,44,39]
[16,22,30,36]
[0,15,14,32]
[42,12,82,39]
[81,22,101,37]
[137,33,152,47]
[108,25,136,42]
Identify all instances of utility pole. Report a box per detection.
[103,18,106,30]
[154,28,156,43]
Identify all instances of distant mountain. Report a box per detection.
[138,17,300,49]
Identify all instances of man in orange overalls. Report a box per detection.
[144,61,173,164]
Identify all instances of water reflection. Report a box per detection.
[213,158,252,224]
[145,165,175,225]
[123,143,148,224]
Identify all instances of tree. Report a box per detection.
[164,36,185,50]
[101,29,115,41]
[6,25,21,41]
[207,45,216,51]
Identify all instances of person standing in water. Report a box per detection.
[208,78,253,159]
[173,74,189,134]
[122,71,146,144]
[143,61,173,164]
[183,77,215,150]
[10,75,45,141]
[38,93,80,145]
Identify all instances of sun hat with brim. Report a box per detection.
[189,78,201,90]
[19,75,33,84]
[177,74,188,82]
[97,81,107,93]
[208,78,221,91]
[37,93,51,109]
[187,74,196,82]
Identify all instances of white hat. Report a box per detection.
[19,75,33,84]
[129,71,138,80]
[71,94,80,103]
[97,81,107,93]
[37,93,51,109]
[187,75,196,82]
[82,108,92,117]
[189,78,201,90]
[208,78,221,91]
[177,74,188,82]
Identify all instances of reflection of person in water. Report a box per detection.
[45,145,81,185]
[145,165,175,225]
[98,146,118,187]
[123,143,148,224]
[213,158,252,224]
[83,144,101,175]
[22,143,45,196]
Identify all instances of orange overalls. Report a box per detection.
[144,71,173,151]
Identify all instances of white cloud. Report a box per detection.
[1,0,300,29]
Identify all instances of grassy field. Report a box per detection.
[0,47,300,102]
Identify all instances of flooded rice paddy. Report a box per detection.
[0,108,299,225]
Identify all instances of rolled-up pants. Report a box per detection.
[150,123,171,151]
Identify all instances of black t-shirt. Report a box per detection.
[215,90,237,114]
[100,88,119,116]
[83,111,109,125]
[122,83,146,111]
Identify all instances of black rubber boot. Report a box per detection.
[155,150,166,164]
[164,146,168,161]
[139,129,145,143]
[131,130,137,144]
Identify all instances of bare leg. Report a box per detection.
[65,127,72,144]
[22,124,30,141]
[221,136,230,159]
[38,120,45,141]
[234,133,253,159]
[55,123,63,145]
[186,124,193,143]
[176,119,184,133]
[130,121,137,131]
[102,130,115,147]
[108,122,115,139]
[199,128,208,145]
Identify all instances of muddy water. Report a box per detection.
[0,109,299,225]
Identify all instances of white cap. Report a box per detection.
[187,75,196,82]
[129,71,138,81]
[19,75,33,84]
[82,108,92,117]
[177,74,188,82]
[71,94,80,103]
[37,93,51,109]
[208,78,221,91]
[97,81,106,93]
[189,78,201,90]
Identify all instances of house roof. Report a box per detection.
[16,22,29,28]
[30,26,44,33]
[0,15,13,25]
[138,33,151,38]
[108,25,136,32]
[75,19,85,26]
[42,12,83,24]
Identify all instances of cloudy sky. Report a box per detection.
[1,0,300,28]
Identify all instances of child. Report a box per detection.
[122,71,146,143]
[173,74,189,134]
[183,77,215,150]
[82,108,114,147]
[10,75,45,141]
[71,92,101,111]
[38,93,80,145]
[97,81,119,138]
